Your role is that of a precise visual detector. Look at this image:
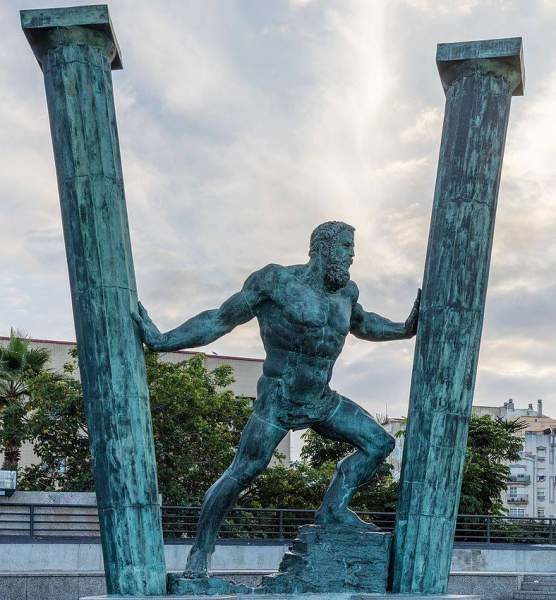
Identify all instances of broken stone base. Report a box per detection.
[167,573,252,596]
[260,524,392,595]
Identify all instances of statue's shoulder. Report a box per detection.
[344,280,359,303]
[246,263,286,290]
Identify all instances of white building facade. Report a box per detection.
[505,429,556,518]
[384,401,556,518]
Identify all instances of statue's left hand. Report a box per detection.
[131,302,164,349]
[404,288,421,337]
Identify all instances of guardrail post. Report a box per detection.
[279,509,284,540]
[486,516,491,544]
[29,505,34,538]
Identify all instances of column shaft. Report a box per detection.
[391,39,524,594]
[21,7,166,595]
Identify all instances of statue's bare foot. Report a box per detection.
[183,547,209,578]
[315,506,380,531]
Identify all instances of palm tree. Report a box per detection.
[0,331,50,471]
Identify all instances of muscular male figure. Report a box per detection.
[133,221,420,576]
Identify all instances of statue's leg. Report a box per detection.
[312,394,395,528]
[185,410,287,576]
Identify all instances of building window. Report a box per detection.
[54,458,67,475]
[510,508,525,517]
[509,486,518,497]
[538,447,546,461]
[538,508,545,518]
[537,490,546,502]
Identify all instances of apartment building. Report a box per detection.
[474,399,556,517]
[474,398,556,436]
[384,400,556,518]
[504,428,556,518]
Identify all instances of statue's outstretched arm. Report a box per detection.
[132,270,268,352]
[350,289,420,342]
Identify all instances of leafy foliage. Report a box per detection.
[0,331,50,471]
[293,429,398,512]
[18,346,525,516]
[459,415,526,515]
[19,354,92,491]
[20,351,252,505]
[144,351,251,504]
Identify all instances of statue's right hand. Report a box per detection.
[132,302,163,350]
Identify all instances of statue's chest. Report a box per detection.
[276,280,351,333]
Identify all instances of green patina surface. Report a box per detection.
[261,524,391,594]
[134,221,419,581]
[21,5,524,595]
[391,38,524,594]
[21,5,166,596]
[170,525,391,596]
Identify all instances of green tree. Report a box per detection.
[20,349,524,517]
[19,352,92,490]
[144,351,251,504]
[287,415,525,516]
[240,430,398,513]
[20,351,252,504]
[459,415,525,515]
[393,414,526,515]
[0,331,49,471]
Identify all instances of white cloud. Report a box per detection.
[400,107,443,142]
[2,0,556,420]
[403,0,481,15]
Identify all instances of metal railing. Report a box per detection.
[1,503,555,545]
[508,495,529,503]
[508,474,531,484]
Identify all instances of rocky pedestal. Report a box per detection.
[167,524,391,596]
[168,573,252,596]
[260,524,391,595]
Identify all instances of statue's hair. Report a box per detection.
[309,221,355,258]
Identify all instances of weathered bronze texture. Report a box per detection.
[21,5,166,595]
[134,221,420,577]
[261,524,391,594]
[391,37,524,594]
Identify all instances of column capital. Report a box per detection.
[21,4,122,70]
[437,37,524,96]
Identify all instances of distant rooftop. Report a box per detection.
[0,335,264,364]
[473,398,547,419]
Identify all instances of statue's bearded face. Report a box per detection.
[324,230,355,291]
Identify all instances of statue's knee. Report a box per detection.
[380,432,396,457]
[229,458,266,486]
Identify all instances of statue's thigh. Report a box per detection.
[231,411,288,471]
[312,395,387,453]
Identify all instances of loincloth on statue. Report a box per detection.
[253,373,343,431]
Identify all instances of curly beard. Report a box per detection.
[324,259,350,292]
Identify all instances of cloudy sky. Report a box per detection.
[1,0,555,424]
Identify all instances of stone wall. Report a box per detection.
[3,537,556,575]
